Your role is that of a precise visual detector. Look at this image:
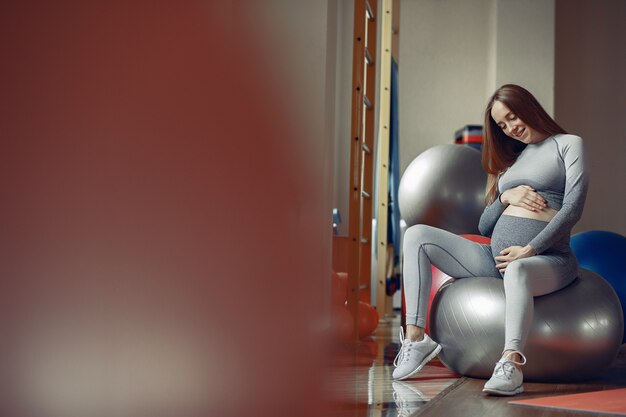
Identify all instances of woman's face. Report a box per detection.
[490,100,546,144]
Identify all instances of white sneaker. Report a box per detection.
[482,352,527,396]
[392,328,441,380]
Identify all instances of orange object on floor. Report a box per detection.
[509,388,626,415]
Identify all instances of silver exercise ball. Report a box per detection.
[398,145,486,234]
[429,268,624,382]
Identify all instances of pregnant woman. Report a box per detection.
[392,84,589,396]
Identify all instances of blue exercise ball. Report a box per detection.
[571,230,626,342]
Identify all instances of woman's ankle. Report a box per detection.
[406,325,425,342]
[502,350,525,366]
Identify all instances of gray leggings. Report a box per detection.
[403,216,578,353]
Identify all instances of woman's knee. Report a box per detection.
[403,224,436,247]
[505,259,528,276]
[503,260,532,289]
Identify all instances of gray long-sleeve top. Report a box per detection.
[478,134,589,254]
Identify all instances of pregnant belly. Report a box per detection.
[490,215,549,260]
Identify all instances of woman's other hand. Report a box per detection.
[500,185,547,211]
[495,245,537,273]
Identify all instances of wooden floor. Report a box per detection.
[326,313,626,417]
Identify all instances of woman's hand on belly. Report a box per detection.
[495,245,537,273]
[501,185,547,212]
[501,185,558,221]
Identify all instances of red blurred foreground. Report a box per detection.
[0,2,330,416]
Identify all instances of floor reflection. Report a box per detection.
[326,314,460,417]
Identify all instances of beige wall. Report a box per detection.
[492,0,555,114]
[397,0,555,173]
[398,0,494,171]
[555,0,626,236]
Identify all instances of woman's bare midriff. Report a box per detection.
[502,205,558,222]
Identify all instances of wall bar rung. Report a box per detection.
[364,95,372,109]
[366,0,375,20]
[365,48,373,65]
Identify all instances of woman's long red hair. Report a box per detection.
[482,84,567,204]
